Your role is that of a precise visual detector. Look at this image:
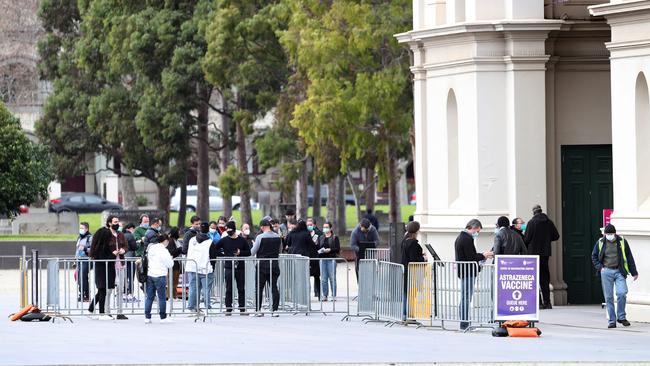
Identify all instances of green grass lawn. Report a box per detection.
[0,205,416,241]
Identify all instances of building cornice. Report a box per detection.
[395,20,565,46]
[590,0,650,18]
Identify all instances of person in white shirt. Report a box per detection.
[144,233,174,323]
[185,223,214,311]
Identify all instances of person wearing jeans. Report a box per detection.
[185,223,214,311]
[318,221,340,301]
[75,222,93,302]
[454,219,493,331]
[591,224,639,328]
[144,233,174,323]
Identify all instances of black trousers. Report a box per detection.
[225,268,246,312]
[540,255,551,305]
[89,288,107,313]
[257,269,280,312]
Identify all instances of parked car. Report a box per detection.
[169,185,259,212]
[307,185,356,206]
[49,193,123,213]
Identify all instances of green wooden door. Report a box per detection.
[562,145,613,304]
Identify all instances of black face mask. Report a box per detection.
[227,229,236,236]
[111,224,120,231]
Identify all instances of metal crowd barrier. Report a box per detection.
[432,260,494,331]
[18,253,353,319]
[364,248,390,262]
[406,262,433,326]
[347,258,405,326]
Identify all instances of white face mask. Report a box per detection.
[79,229,86,236]
[323,228,331,234]
[243,229,250,236]
[605,234,616,242]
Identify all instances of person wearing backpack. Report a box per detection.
[75,222,93,302]
[144,232,174,323]
[591,224,639,328]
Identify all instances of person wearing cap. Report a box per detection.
[252,219,281,316]
[591,224,638,328]
[215,221,251,314]
[401,221,426,317]
[524,204,560,309]
[493,216,527,255]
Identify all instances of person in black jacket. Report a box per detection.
[454,219,493,330]
[524,205,560,309]
[182,215,201,255]
[288,220,321,299]
[215,221,251,314]
[493,216,527,255]
[166,227,183,300]
[123,223,138,302]
[318,221,340,301]
[401,221,426,317]
[510,217,525,241]
[89,215,127,319]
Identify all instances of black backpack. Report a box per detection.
[137,251,148,283]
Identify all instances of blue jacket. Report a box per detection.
[591,235,638,278]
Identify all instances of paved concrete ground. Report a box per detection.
[1,269,650,365]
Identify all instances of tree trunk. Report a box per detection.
[177,167,187,228]
[364,167,375,212]
[312,162,321,219]
[157,183,171,226]
[336,175,346,237]
[221,97,232,219]
[235,118,252,226]
[296,158,309,220]
[387,146,400,224]
[120,172,138,210]
[196,86,210,221]
[327,177,337,226]
[346,171,362,223]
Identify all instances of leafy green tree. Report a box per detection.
[203,0,290,225]
[281,0,412,223]
[0,103,53,218]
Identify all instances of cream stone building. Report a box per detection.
[397,0,650,321]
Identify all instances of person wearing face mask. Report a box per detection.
[454,219,494,330]
[217,216,228,236]
[215,221,251,314]
[144,233,174,324]
[241,223,253,248]
[318,222,340,302]
[510,218,526,241]
[75,222,93,302]
[88,215,128,320]
[493,216,527,255]
[123,223,139,303]
[592,224,639,328]
[143,218,163,248]
[208,221,220,241]
[350,219,380,281]
[133,214,150,258]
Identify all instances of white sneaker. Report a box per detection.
[271,313,279,318]
[144,318,152,324]
[97,315,113,321]
[254,313,265,317]
[160,318,174,323]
